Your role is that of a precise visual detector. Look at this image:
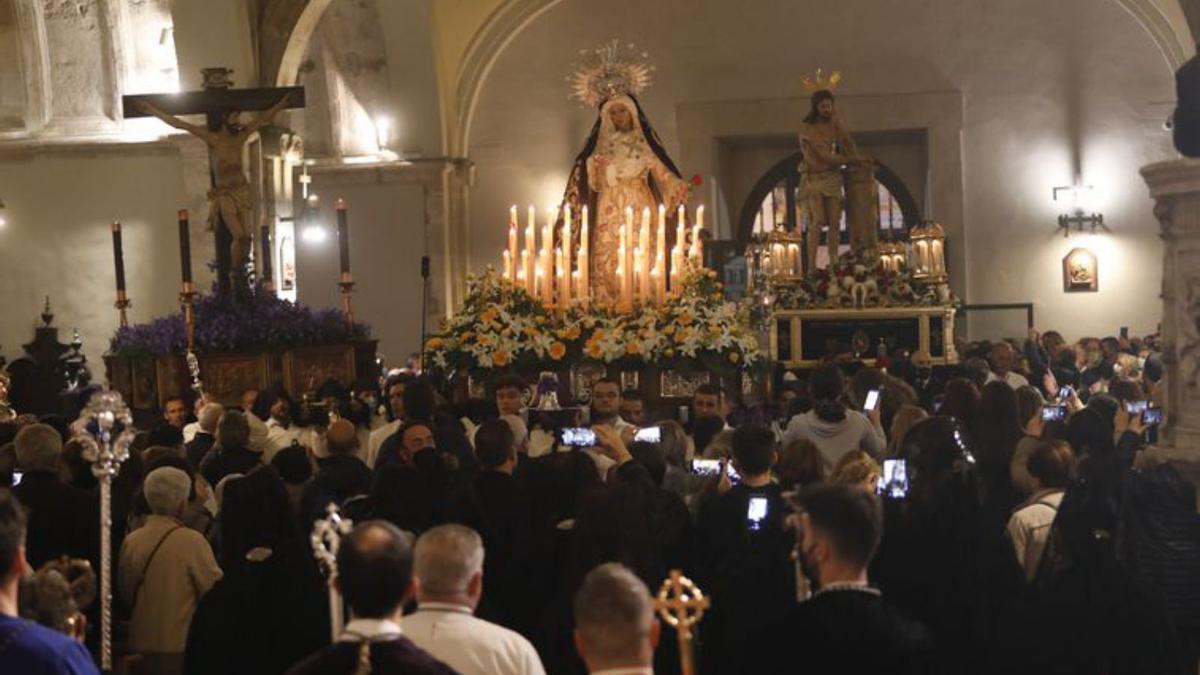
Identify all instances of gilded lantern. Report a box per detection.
[878,240,907,274]
[909,221,947,284]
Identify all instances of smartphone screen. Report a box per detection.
[1125,400,1150,415]
[932,395,945,413]
[863,389,881,413]
[1142,408,1164,426]
[560,427,597,447]
[690,459,740,483]
[10,471,22,487]
[634,426,661,443]
[1058,386,1074,402]
[1042,405,1068,422]
[876,459,908,499]
[747,495,769,532]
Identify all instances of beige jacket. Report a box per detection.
[118,514,222,653]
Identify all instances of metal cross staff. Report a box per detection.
[653,569,711,675]
[311,503,353,642]
[73,389,137,672]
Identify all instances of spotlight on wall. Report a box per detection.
[302,224,327,244]
[0,197,7,227]
[1054,185,1105,237]
[374,116,392,150]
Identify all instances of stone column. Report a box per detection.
[1141,158,1200,456]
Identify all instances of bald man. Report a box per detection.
[300,419,371,524]
[574,563,660,675]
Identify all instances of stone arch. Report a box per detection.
[449,0,1194,158]
[259,0,336,86]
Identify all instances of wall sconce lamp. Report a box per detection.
[1054,185,1105,237]
[0,197,7,227]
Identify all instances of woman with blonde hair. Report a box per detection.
[887,404,928,458]
[829,450,882,492]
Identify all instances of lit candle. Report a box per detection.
[543,207,554,302]
[503,250,512,280]
[651,267,663,305]
[562,203,572,303]
[178,210,193,286]
[535,264,544,302]
[336,199,351,280]
[655,209,667,304]
[579,205,589,306]
[572,269,582,300]
[508,205,519,281]
[623,207,634,309]
[526,205,536,287]
[691,207,700,265]
[618,212,630,310]
[674,211,687,294]
[111,221,126,293]
[639,207,651,302]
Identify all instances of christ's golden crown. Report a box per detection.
[801,68,843,93]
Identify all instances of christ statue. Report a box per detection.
[134,96,291,289]
[799,88,870,270]
[561,94,689,305]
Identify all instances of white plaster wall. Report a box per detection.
[467,0,1177,341]
[295,170,431,366]
[170,0,256,89]
[0,146,193,370]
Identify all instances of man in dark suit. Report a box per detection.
[286,520,457,675]
[199,410,262,487]
[185,402,222,469]
[906,350,945,413]
[12,424,97,569]
[301,419,372,524]
[696,424,795,674]
[759,484,933,674]
[449,419,531,631]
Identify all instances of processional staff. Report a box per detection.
[311,503,354,642]
[177,210,204,398]
[654,569,711,675]
[73,390,137,672]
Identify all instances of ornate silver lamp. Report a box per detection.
[311,503,353,642]
[72,389,136,672]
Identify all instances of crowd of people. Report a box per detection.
[0,327,1196,675]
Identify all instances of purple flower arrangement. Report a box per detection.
[109,290,370,357]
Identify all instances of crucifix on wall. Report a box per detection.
[122,68,305,295]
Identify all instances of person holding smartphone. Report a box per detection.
[696,424,795,673]
[782,363,886,466]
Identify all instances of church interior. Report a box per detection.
[2,1,1200,674]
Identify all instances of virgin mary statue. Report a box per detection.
[559,42,690,305]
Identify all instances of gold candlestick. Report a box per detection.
[114,290,131,328]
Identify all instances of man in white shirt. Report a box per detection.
[367,376,410,468]
[573,562,659,675]
[986,342,1030,389]
[585,379,633,478]
[401,524,546,675]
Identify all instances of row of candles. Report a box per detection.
[501,203,705,309]
[110,199,357,327]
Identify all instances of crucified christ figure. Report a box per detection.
[135,96,291,289]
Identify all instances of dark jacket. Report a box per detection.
[449,470,533,631]
[285,638,459,675]
[759,589,934,675]
[696,482,796,675]
[185,432,216,470]
[185,549,328,675]
[301,455,372,524]
[13,470,98,569]
[199,445,262,487]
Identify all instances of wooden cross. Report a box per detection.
[122,68,306,296]
[654,569,711,675]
